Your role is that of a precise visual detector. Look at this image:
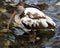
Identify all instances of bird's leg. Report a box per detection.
[33,30,36,43]
[29,29,36,48]
[29,29,36,43]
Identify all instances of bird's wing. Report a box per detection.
[21,15,56,29]
[20,8,56,29]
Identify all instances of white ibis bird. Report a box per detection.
[7,2,56,32]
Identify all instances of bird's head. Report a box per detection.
[17,5,25,14]
[7,4,25,29]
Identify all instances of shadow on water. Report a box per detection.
[0,0,60,48]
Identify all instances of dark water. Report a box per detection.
[0,0,60,48]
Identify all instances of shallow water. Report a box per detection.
[0,0,60,48]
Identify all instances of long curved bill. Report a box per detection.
[7,10,18,29]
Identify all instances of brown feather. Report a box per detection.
[26,12,45,19]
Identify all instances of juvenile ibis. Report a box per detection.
[7,3,56,32]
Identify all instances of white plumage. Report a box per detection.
[24,7,45,17]
[14,7,56,30]
[40,19,48,27]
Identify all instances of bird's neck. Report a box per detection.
[14,14,21,24]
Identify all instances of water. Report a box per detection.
[1,0,60,48]
[5,0,58,5]
[13,0,60,48]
